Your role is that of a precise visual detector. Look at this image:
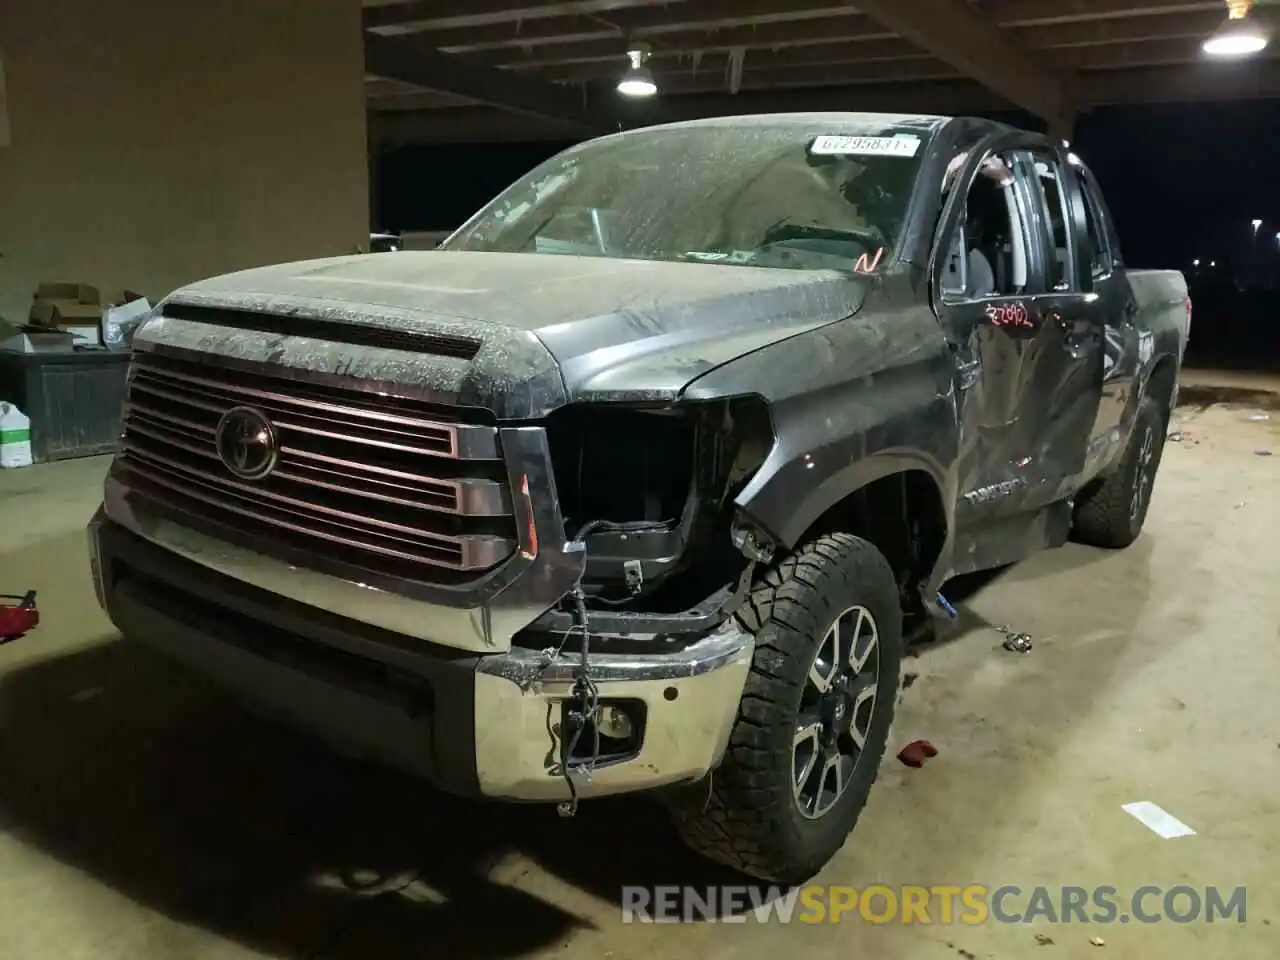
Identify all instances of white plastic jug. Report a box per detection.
[0,403,33,469]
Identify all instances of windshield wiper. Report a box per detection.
[760,221,883,250]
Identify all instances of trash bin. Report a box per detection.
[0,350,131,462]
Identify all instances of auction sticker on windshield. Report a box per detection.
[809,135,922,157]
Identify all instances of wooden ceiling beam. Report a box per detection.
[371,59,1280,145]
[468,9,1244,69]
[851,0,1074,127]
[363,32,615,132]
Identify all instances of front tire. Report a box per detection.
[1071,395,1166,549]
[671,534,902,884]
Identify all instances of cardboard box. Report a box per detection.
[0,327,78,354]
[29,282,104,331]
[29,298,103,327]
[33,282,101,305]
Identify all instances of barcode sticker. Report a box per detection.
[809,135,921,158]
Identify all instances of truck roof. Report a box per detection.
[583,112,1029,155]
[607,111,952,139]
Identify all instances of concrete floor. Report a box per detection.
[1,376,1277,960]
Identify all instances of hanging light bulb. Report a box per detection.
[617,42,657,97]
[1203,0,1269,57]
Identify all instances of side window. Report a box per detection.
[940,151,1031,302]
[1072,166,1113,280]
[1029,151,1074,292]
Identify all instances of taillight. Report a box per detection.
[1185,297,1193,325]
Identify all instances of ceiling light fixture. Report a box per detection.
[1203,0,1269,57]
[617,42,657,97]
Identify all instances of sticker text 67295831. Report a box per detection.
[809,135,922,158]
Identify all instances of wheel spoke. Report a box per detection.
[849,682,876,750]
[793,722,822,802]
[794,722,822,750]
[849,609,878,675]
[814,750,845,816]
[810,620,840,693]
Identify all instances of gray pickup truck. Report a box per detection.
[88,112,1190,884]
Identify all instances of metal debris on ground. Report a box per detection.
[1247,414,1271,422]
[1034,933,1055,945]
[1089,936,1106,947]
[1256,449,1273,457]
[997,624,1033,653]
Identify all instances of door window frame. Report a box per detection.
[929,132,1056,311]
[1070,158,1118,282]
[1021,146,1080,295]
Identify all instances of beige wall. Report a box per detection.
[0,0,369,330]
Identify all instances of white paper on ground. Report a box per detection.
[1121,801,1196,839]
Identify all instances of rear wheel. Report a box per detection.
[670,533,902,884]
[1072,395,1166,548]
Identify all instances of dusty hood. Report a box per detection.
[160,250,871,415]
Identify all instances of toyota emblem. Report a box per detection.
[215,406,279,480]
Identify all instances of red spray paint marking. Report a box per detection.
[853,247,885,274]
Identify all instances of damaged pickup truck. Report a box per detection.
[88,113,1190,884]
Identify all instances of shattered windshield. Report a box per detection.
[441,121,929,271]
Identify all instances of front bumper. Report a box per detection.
[89,511,753,801]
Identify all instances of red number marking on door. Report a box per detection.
[984,303,1033,329]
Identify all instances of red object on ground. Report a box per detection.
[0,591,39,641]
[897,739,939,768]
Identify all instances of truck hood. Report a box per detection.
[158,251,871,417]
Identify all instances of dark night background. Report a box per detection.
[378,100,1280,371]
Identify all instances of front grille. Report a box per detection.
[117,351,517,585]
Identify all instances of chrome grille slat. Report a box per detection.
[119,351,518,582]
[281,446,505,509]
[122,445,508,562]
[133,369,469,461]
[130,379,224,416]
[130,363,501,460]
[123,439,467,535]
[127,393,498,509]
[124,424,475,517]
[121,460,493,571]
[126,396,509,519]
[126,401,216,437]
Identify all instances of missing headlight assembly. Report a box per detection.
[523,396,774,647]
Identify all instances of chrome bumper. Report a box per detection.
[90,510,753,801]
[473,623,753,801]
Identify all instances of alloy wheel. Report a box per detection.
[793,605,880,820]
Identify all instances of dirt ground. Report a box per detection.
[0,372,1277,960]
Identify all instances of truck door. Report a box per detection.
[932,136,1102,526]
[1013,146,1109,494]
[1065,159,1138,470]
